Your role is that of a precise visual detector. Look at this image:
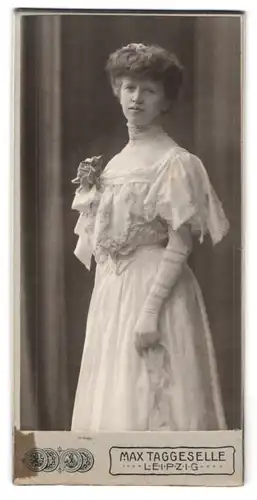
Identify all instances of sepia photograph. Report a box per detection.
[13,9,243,485]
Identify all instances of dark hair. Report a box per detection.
[105,42,184,102]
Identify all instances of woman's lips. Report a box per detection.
[129,107,144,112]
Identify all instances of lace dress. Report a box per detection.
[70,124,229,431]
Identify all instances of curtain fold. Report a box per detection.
[21,15,69,430]
[193,17,241,429]
[37,15,70,429]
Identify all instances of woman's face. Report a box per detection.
[119,76,169,126]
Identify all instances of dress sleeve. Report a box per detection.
[71,184,101,212]
[71,186,101,270]
[144,149,229,245]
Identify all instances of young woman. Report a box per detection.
[71,43,229,432]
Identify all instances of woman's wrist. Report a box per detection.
[142,294,163,317]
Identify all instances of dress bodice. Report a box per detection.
[71,124,229,270]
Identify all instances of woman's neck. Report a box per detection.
[126,121,167,144]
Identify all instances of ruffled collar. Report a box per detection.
[126,121,168,145]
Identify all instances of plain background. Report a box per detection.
[19,12,241,431]
[1,0,257,497]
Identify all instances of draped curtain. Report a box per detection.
[193,16,242,427]
[19,14,241,430]
[20,15,69,429]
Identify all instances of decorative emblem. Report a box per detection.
[60,449,82,473]
[78,448,95,473]
[44,448,59,472]
[22,447,94,474]
[23,448,48,472]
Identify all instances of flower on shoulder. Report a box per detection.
[71,155,104,191]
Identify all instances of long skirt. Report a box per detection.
[71,244,226,431]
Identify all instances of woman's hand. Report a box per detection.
[134,310,160,355]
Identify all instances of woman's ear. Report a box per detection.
[161,99,173,115]
[111,77,122,100]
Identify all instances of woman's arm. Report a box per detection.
[134,225,192,354]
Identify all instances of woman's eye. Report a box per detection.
[124,84,156,94]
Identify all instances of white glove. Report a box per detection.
[134,225,192,355]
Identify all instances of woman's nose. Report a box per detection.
[132,87,143,103]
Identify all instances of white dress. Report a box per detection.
[71,124,229,432]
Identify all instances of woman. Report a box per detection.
[71,43,229,432]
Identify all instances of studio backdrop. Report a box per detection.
[19,13,241,430]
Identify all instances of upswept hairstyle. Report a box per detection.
[105,43,184,103]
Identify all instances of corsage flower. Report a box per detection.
[71,155,104,191]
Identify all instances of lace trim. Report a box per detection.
[73,152,230,265]
[143,345,177,430]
